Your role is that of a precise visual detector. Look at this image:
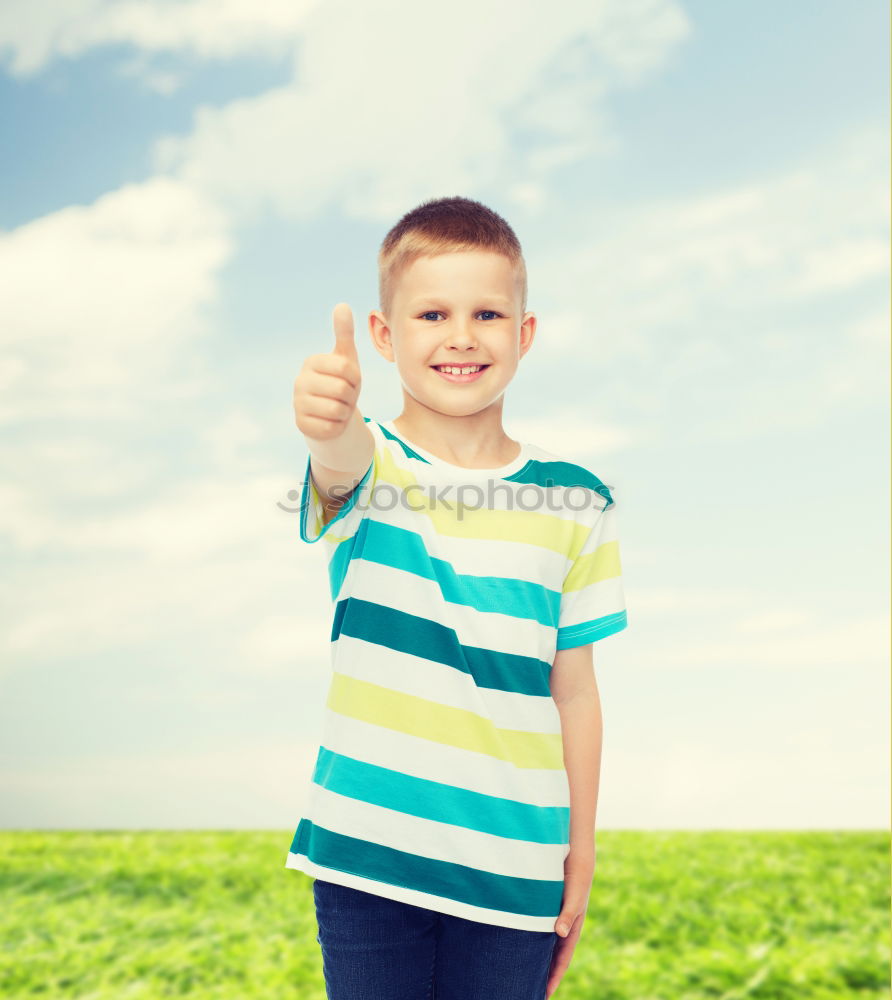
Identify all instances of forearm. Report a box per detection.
[306,407,374,514]
[305,405,370,475]
[557,691,603,852]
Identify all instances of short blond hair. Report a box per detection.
[378,196,527,318]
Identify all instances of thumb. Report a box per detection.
[331,302,358,361]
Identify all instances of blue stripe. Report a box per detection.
[329,518,561,625]
[291,818,564,917]
[327,526,365,600]
[332,598,553,696]
[376,417,614,507]
[556,610,628,650]
[506,458,615,509]
[368,416,432,463]
[313,746,569,844]
[299,452,375,545]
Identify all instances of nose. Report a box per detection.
[444,322,478,351]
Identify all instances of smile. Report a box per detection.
[430,364,490,383]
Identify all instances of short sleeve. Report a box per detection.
[556,494,628,650]
[299,419,381,544]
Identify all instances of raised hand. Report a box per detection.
[293,303,363,442]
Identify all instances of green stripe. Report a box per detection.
[299,452,375,545]
[329,519,560,623]
[506,459,615,509]
[313,746,569,843]
[368,416,432,463]
[291,818,564,917]
[556,610,628,649]
[331,598,553,695]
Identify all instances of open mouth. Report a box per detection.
[430,364,491,383]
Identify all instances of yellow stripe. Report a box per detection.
[563,539,622,594]
[308,464,374,545]
[327,671,564,770]
[312,440,608,558]
[376,447,591,557]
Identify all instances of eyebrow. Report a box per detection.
[408,296,513,308]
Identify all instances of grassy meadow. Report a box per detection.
[0,830,888,999]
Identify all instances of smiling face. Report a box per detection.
[369,250,536,422]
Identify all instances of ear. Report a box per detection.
[518,312,537,360]
[368,310,396,362]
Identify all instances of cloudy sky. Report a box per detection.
[1,0,888,832]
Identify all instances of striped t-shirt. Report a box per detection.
[285,415,628,930]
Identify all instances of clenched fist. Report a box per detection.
[293,303,362,442]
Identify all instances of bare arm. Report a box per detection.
[547,641,602,981]
[551,642,602,852]
[307,409,375,525]
[293,303,375,525]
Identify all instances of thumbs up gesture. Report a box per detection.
[294,303,363,442]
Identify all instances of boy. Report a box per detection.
[286,196,628,1000]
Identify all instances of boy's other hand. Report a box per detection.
[546,847,595,997]
[294,303,363,442]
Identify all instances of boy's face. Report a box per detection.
[369,250,536,422]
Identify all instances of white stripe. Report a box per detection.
[331,633,561,733]
[380,427,609,514]
[318,712,570,807]
[284,856,560,932]
[301,782,567,880]
[558,575,627,631]
[339,561,553,660]
[352,500,573,584]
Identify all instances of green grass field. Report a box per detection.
[1,831,888,999]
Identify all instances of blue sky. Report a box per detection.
[1,0,888,831]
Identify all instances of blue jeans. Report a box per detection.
[313,878,559,1000]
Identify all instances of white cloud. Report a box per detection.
[0,0,318,77]
[198,408,265,469]
[791,237,890,296]
[606,733,889,829]
[655,610,889,671]
[0,470,328,658]
[507,408,641,464]
[0,175,232,424]
[630,586,777,614]
[613,587,889,672]
[150,0,690,221]
[0,739,325,828]
[849,307,892,348]
[240,613,330,671]
[0,0,691,117]
[534,125,889,347]
[524,123,889,438]
[115,51,184,94]
[0,177,272,671]
[0,0,103,77]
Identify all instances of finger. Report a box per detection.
[546,970,564,1000]
[307,354,360,394]
[301,394,353,422]
[555,906,583,937]
[545,946,573,998]
[550,937,576,974]
[331,302,358,362]
[303,366,359,400]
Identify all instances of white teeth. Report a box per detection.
[436,365,483,375]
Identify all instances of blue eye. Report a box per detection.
[419,311,501,321]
